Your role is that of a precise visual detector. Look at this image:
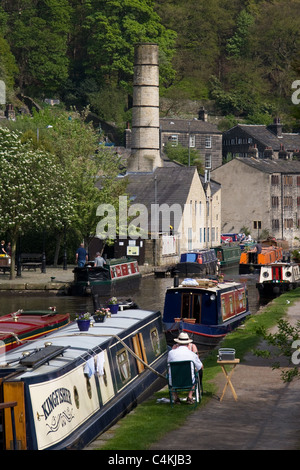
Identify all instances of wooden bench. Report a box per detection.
[20,253,43,271]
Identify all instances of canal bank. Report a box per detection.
[0,265,155,294]
[150,301,300,451]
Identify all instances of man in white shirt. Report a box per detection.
[167,332,203,404]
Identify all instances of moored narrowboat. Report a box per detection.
[256,262,300,299]
[163,277,250,347]
[239,242,283,274]
[172,249,218,277]
[214,245,241,267]
[0,307,167,450]
[70,257,141,296]
[0,309,70,353]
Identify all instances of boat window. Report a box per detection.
[116,349,131,384]
[86,376,92,399]
[150,328,161,356]
[74,386,80,409]
[221,298,226,316]
[229,295,234,313]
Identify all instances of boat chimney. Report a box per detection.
[173,269,179,287]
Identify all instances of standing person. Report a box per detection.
[5,242,11,256]
[94,252,106,267]
[168,332,203,404]
[75,243,88,267]
[0,240,7,255]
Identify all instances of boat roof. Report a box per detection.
[0,308,159,380]
[168,279,245,294]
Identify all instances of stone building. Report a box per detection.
[223,119,300,161]
[159,114,223,171]
[211,157,300,247]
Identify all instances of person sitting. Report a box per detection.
[0,240,7,255]
[94,252,106,268]
[172,331,199,356]
[168,332,203,404]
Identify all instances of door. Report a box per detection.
[132,333,148,374]
[3,381,26,450]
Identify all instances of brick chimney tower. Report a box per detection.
[127,43,163,172]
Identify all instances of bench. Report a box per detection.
[20,253,43,271]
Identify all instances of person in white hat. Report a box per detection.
[167,332,203,404]
[172,331,199,355]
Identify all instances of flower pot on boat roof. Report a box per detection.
[93,308,109,323]
[76,313,91,331]
[108,297,119,314]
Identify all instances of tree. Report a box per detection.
[82,0,176,88]
[0,127,74,278]
[3,0,72,94]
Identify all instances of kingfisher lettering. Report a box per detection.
[41,388,72,420]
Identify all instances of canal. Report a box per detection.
[0,266,262,318]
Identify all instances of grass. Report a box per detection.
[97,288,300,450]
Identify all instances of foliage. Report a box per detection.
[0,126,74,277]
[164,142,204,173]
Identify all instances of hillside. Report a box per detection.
[0,0,299,132]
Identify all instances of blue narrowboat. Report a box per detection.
[0,307,167,450]
[163,278,251,347]
[172,249,218,277]
[71,257,141,296]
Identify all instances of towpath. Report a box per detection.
[150,301,300,450]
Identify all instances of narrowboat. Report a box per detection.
[0,309,70,353]
[172,249,218,277]
[0,307,167,450]
[70,257,141,296]
[256,262,300,299]
[214,245,241,267]
[239,242,283,274]
[163,277,250,347]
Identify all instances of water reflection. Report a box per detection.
[0,267,262,318]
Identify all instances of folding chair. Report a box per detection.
[167,360,202,408]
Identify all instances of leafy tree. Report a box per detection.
[82,0,176,88]
[0,127,74,278]
[3,0,72,94]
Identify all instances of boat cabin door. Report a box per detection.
[2,381,26,450]
[181,293,202,323]
[132,333,148,374]
[272,266,282,281]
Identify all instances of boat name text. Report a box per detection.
[42,387,72,420]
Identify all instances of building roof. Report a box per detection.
[160,118,221,134]
[126,166,199,209]
[234,157,300,174]
[225,124,300,151]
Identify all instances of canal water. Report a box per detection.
[0,266,262,318]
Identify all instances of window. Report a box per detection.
[284,219,293,229]
[205,136,212,148]
[171,134,178,147]
[205,154,212,169]
[284,175,293,186]
[189,135,195,148]
[297,176,300,187]
[253,221,261,230]
[271,175,279,185]
[272,219,279,230]
[284,196,293,208]
[297,197,300,207]
[272,196,279,207]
